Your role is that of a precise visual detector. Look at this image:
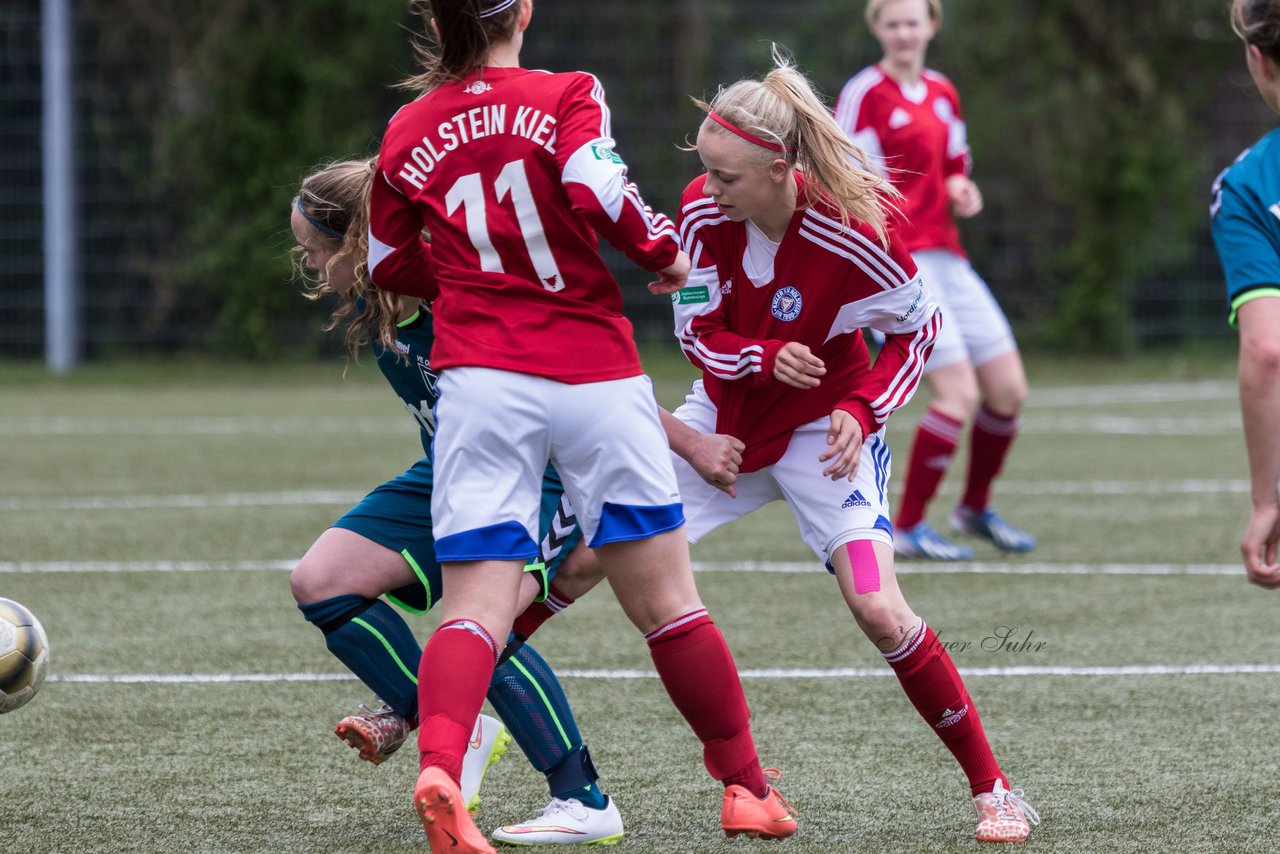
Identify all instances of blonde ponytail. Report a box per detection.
[695,45,900,245]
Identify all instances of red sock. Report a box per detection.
[416,619,500,782]
[883,620,1005,795]
[896,408,963,529]
[646,610,766,797]
[511,585,575,640]
[960,405,1020,512]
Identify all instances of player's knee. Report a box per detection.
[290,553,340,605]
[848,595,914,645]
[947,382,980,417]
[930,370,979,418]
[553,543,602,590]
[985,377,1028,416]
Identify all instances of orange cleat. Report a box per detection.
[973,779,1040,843]
[334,701,410,765]
[720,768,798,840]
[414,766,497,854]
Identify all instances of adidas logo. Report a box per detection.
[842,490,872,509]
[888,107,912,129]
[935,704,969,729]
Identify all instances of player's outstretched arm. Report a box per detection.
[1236,298,1280,588]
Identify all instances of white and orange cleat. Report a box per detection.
[415,766,497,854]
[334,701,410,765]
[490,796,624,846]
[720,768,798,840]
[973,779,1040,843]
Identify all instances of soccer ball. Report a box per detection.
[0,598,49,713]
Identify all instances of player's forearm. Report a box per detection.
[659,407,702,463]
[1239,346,1280,506]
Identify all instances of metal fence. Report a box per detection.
[1,1,1274,362]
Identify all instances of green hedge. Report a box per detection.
[83,0,1271,356]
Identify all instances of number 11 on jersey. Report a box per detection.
[444,159,564,292]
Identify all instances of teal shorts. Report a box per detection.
[331,458,581,614]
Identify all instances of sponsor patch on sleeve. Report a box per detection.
[591,143,624,165]
[672,285,711,305]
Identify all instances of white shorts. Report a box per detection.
[431,368,683,562]
[673,382,893,567]
[913,249,1017,372]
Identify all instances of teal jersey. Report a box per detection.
[1211,126,1280,327]
[373,308,438,456]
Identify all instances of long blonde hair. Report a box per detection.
[694,45,900,245]
[293,158,412,365]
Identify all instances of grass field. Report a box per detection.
[2,347,1278,853]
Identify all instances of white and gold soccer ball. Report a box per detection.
[0,598,49,713]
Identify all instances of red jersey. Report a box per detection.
[833,65,971,256]
[674,174,942,473]
[369,68,679,383]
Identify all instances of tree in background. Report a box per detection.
[668,0,1255,352]
[58,0,1276,356]
[946,0,1242,351]
[84,0,411,356]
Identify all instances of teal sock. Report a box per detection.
[299,595,420,721]
[547,748,608,809]
[487,641,607,808]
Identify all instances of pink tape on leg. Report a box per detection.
[847,540,881,594]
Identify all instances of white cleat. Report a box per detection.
[490,796,625,846]
[461,714,512,815]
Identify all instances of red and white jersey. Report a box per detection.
[833,65,971,256]
[369,67,679,383]
[674,174,942,472]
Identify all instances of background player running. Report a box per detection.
[835,0,1034,560]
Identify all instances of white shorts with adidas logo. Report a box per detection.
[672,381,895,564]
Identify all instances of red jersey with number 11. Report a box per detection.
[369,67,679,383]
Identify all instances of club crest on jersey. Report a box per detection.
[771,286,803,322]
[463,80,492,95]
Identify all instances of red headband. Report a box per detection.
[707,111,793,154]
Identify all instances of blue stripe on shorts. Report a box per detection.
[435,520,539,563]
[590,501,685,548]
